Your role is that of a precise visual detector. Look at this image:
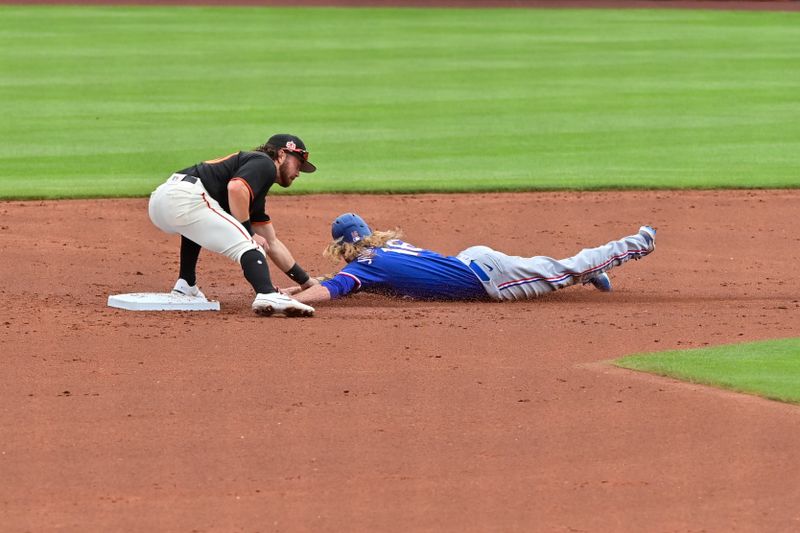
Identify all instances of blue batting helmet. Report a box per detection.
[331,213,372,244]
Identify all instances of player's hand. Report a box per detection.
[280,285,302,296]
[253,233,269,252]
[300,277,320,290]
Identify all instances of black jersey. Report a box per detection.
[178,151,276,223]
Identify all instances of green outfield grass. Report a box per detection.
[1,6,799,198]
[615,338,800,404]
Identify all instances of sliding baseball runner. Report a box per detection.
[283,213,656,304]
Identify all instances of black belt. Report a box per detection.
[181,175,198,184]
[467,260,490,282]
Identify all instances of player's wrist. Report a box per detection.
[285,263,310,285]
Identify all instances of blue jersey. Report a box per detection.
[320,240,488,301]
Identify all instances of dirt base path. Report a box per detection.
[2,190,799,531]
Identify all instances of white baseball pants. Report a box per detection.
[148,174,262,264]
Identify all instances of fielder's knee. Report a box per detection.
[224,240,263,264]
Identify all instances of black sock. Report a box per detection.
[240,249,275,294]
[179,236,201,287]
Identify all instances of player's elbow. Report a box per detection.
[227,180,249,198]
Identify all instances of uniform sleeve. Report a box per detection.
[236,156,275,190]
[320,272,362,299]
[231,156,276,219]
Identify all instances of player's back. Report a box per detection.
[341,240,487,300]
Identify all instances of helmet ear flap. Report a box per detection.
[331,213,372,244]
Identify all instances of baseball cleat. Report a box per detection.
[639,225,656,252]
[172,278,207,300]
[584,272,612,292]
[252,292,314,318]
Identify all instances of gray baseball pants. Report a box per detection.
[456,230,653,301]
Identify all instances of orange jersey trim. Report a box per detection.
[252,220,272,226]
[203,152,238,165]
[229,177,254,202]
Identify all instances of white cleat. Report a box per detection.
[252,292,314,318]
[172,278,207,299]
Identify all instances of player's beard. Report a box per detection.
[276,158,299,188]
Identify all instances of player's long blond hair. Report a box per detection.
[323,229,403,263]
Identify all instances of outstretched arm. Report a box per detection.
[283,271,359,303]
[255,222,319,289]
[255,222,296,271]
[285,283,332,304]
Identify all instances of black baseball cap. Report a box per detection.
[267,134,317,173]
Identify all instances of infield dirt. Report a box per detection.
[2,190,799,531]
[3,0,800,530]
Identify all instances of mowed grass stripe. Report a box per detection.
[1,6,799,198]
[615,338,800,404]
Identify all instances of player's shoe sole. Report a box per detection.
[252,293,314,318]
[253,305,314,318]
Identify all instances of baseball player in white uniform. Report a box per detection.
[148,134,318,317]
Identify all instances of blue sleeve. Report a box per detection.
[320,272,361,299]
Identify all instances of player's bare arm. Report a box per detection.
[256,223,320,289]
[227,179,269,250]
[284,283,332,303]
[256,222,292,270]
[226,178,251,223]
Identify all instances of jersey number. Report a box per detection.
[381,240,423,257]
